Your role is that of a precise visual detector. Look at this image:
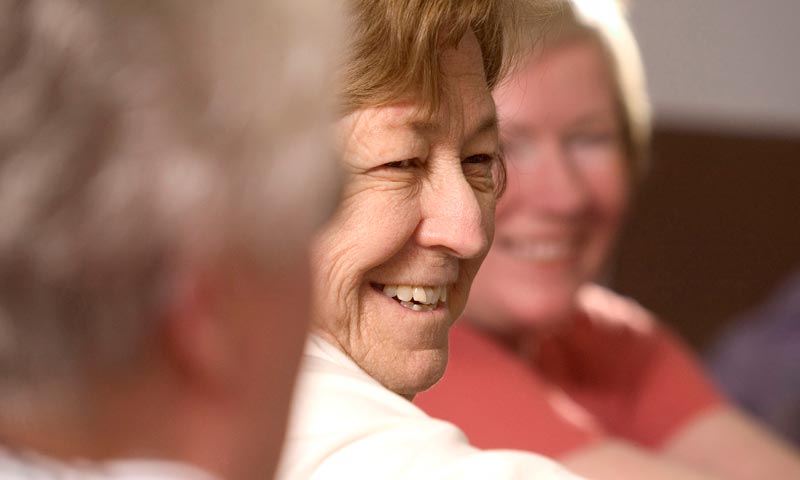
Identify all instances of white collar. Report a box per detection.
[305,334,354,366]
[303,334,384,384]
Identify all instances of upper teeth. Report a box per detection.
[382,284,447,309]
[506,241,572,261]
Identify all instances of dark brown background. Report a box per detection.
[610,127,800,351]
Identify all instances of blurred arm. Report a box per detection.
[661,405,800,480]
[562,439,722,480]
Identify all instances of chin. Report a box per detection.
[468,284,572,331]
[377,347,449,397]
[522,276,581,315]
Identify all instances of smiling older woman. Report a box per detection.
[314,31,498,400]
[276,1,585,479]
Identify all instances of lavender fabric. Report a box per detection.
[707,269,800,446]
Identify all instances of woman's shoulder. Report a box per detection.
[280,335,586,480]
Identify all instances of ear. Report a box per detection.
[160,263,237,396]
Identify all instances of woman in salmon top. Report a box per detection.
[415,1,800,478]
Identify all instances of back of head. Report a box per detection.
[0,0,340,473]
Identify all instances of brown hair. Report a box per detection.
[340,0,564,112]
[341,0,496,114]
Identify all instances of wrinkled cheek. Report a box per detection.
[452,259,483,318]
[478,194,497,257]
[308,245,367,347]
[483,208,496,253]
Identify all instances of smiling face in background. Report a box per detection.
[311,31,498,397]
[466,39,630,332]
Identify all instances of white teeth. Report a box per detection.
[507,241,572,261]
[383,285,397,298]
[403,301,435,312]
[412,286,427,303]
[396,285,413,302]
[429,287,440,304]
[424,287,434,302]
[379,284,449,310]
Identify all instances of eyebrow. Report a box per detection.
[500,109,616,138]
[568,110,618,129]
[468,112,499,140]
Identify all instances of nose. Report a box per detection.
[415,164,491,259]
[513,141,589,217]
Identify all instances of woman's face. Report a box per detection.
[466,39,630,331]
[311,32,498,397]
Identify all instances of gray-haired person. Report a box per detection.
[0,1,340,479]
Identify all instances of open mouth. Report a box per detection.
[372,283,447,312]
[497,237,578,262]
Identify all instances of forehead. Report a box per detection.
[495,40,615,124]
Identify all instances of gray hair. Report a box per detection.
[0,0,340,405]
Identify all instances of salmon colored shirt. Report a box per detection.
[414,285,723,458]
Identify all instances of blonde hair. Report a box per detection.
[535,0,652,179]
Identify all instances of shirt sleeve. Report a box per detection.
[618,327,724,447]
[535,286,725,449]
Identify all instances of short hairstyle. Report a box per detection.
[339,0,561,196]
[0,0,340,406]
[340,0,561,114]
[534,0,652,180]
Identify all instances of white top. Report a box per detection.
[276,335,585,480]
[0,448,219,480]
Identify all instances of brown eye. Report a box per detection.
[463,153,494,165]
[383,159,414,169]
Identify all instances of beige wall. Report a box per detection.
[630,0,800,135]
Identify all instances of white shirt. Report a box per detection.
[0,448,219,480]
[276,336,586,480]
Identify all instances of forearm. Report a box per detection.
[661,405,800,480]
[561,439,723,480]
